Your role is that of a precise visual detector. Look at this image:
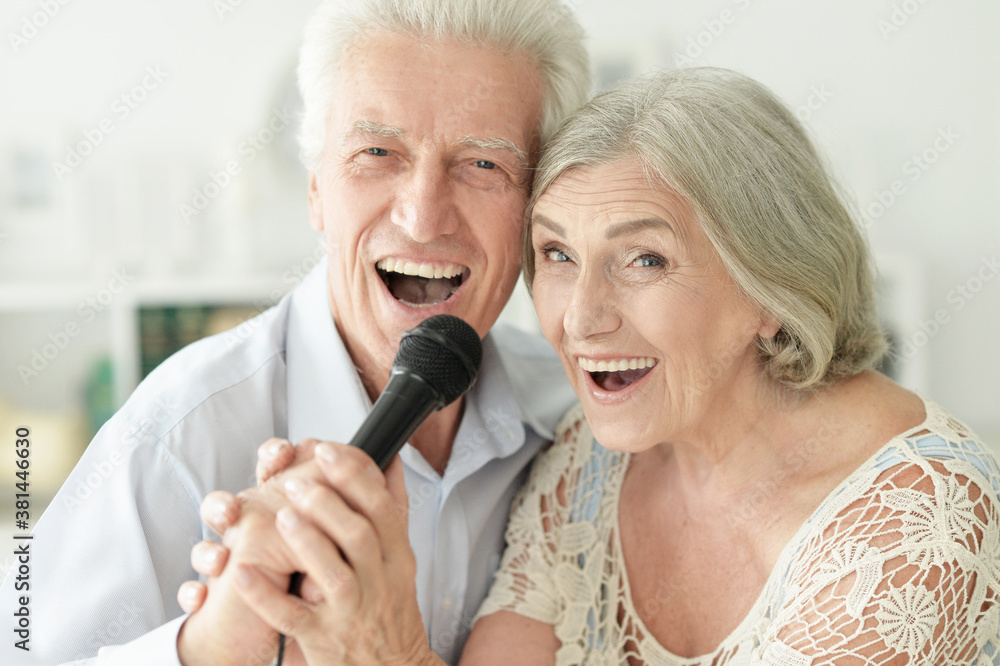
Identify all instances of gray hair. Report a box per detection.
[297,0,591,173]
[525,68,887,390]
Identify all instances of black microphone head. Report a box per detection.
[395,315,483,405]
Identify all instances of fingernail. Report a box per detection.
[179,585,199,605]
[266,441,286,457]
[197,543,219,565]
[277,507,300,529]
[284,477,306,500]
[316,443,338,464]
[209,501,228,526]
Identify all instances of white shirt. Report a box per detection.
[0,260,575,665]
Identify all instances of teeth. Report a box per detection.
[577,357,657,373]
[377,258,465,280]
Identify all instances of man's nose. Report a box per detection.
[390,164,460,242]
[563,268,622,342]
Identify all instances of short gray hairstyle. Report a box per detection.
[297,0,591,173]
[525,68,887,390]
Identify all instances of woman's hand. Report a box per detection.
[231,442,443,666]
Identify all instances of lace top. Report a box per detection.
[476,399,1000,664]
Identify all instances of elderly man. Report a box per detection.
[0,1,589,664]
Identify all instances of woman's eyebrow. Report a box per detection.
[532,213,566,237]
[604,217,675,239]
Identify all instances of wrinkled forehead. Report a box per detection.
[332,31,544,149]
[535,161,697,221]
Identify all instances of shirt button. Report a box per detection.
[441,594,454,612]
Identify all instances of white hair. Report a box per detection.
[296,0,591,173]
[526,68,887,390]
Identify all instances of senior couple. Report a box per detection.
[6,0,998,664]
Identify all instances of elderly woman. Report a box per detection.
[183,68,1000,664]
[459,68,1000,664]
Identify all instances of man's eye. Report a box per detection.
[474,160,497,169]
[366,147,389,157]
[546,249,571,263]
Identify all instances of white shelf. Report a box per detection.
[1,276,292,408]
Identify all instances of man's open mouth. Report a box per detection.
[376,258,469,308]
[578,356,657,392]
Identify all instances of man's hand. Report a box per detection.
[232,442,442,665]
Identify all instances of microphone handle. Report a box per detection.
[277,370,444,664]
[350,368,443,470]
[285,371,439,596]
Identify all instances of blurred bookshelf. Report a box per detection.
[0,277,290,559]
[137,304,263,380]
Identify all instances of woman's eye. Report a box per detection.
[632,253,665,268]
[474,160,497,169]
[545,249,571,263]
[365,147,389,157]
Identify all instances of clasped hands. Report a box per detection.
[175,439,440,666]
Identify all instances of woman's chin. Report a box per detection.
[583,414,659,454]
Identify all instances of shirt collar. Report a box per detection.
[286,258,372,445]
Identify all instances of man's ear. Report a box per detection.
[307,173,324,232]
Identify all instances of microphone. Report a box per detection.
[350,314,484,469]
[275,315,482,666]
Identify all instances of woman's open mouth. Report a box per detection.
[376,258,469,308]
[578,356,657,392]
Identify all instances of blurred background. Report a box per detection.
[0,0,997,545]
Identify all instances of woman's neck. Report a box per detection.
[636,375,828,504]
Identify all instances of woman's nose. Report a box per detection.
[563,269,621,341]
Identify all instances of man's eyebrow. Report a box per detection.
[532,213,565,237]
[459,135,528,170]
[605,217,676,240]
[341,120,405,141]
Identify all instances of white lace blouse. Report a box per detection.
[476,399,1000,664]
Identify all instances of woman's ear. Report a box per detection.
[757,312,782,339]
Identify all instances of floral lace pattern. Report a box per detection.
[476,400,1000,664]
